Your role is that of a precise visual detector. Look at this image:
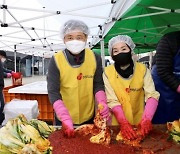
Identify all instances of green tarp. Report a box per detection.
[94,0,180,55]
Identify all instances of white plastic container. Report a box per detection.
[2,99,39,125]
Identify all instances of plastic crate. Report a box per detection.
[3,85,21,103]
[3,86,54,122]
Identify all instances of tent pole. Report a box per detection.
[14,45,17,72]
[3,0,6,23]
[0,40,14,50]
[8,6,55,13]
[99,25,105,69]
[62,1,110,13]
[148,6,170,11]
[8,14,55,26]
[92,0,130,46]
[32,54,34,76]
[43,7,46,45]
[115,0,127,20]
[3,30,24,36]
[19,58,21,72]
[2,33,59,42]
[42,54,45,76]
[0,19,3,24]
[10,25,59,33]
[124,10,170,20]
[37,56,40,75]
[61,12,107,19]
[7,10,33,40]
[34,29,45,46]
[11,25,97,33]
[100,39,105,68]
[149,52,153,70]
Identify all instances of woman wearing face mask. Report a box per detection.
[103,35,160,140]
[47,20,109,137]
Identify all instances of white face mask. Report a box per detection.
[65,40,86,54]
[1,58,6,63]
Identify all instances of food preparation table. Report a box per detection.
[3,81,54,123]
[49,125,180,154]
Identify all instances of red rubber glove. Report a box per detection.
[112,105,137,140]
[95,91,109,119]
[120,121,138,140]
[62,120,75,138]
[53,100,74,137]
[139,119,152,137]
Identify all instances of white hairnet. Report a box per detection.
[108,35,135,56]
[61,19,89,38]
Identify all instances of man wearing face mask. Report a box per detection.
[0,50,14,78]
[103,35,160,140]
[47,20,109,137]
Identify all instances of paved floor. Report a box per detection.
[4,75,47,87]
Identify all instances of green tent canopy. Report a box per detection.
[95,0,180,55]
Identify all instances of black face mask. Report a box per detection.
[112,51,132,66]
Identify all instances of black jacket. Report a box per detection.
[0,62,4,91]
[155,31,180,91]
[3,67,12,78]
[0,62,5,124]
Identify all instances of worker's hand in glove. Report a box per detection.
[139,119,152,137]
[62,120,74,138]
[120,121,137,140]
[53,99,74,138]
[95,91,109,119]
[177,85,180,93]
[98,102,109,119]
[7,73,12,78]
[139,97,158,137]
[112,105,137,140]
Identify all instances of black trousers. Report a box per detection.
[0,91,5,125]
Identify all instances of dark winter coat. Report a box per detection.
[155,31,180,91]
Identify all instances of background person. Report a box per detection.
[0,61,5,125]
[152,31,180,124]
[47,20,109,137]
[0,50,14,78]
[103,35,159,140]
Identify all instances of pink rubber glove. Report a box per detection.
[112,105,137,140]
[140,97,158,136]
[53,100,74,137]
[95,90,109,119]
[7,73,12,78]
[177,85,180,93]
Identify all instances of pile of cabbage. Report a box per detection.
[0,114,55,153]
[167,119,180,143]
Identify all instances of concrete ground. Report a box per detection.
[4,75,47,87]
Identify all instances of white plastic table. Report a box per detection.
[8,81,48,94]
